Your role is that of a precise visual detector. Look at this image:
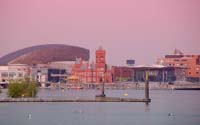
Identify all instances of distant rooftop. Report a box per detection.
[0,44,90,65]
[173,49,184,55]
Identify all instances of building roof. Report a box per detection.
[173,49,184,55]
[0,44,90,65]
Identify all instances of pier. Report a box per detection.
[0,98,151,103]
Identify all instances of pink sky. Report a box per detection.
[0,0,200,65]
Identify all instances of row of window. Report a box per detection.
[0,72,24,78]
[82,78,97,81]
[168,63,187,67]
[188,72,199,75]
[174,59,188,62]
[76,72,105,76]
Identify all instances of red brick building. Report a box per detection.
[112,66,134,82]
[69,46,112,83]
[156,49,200,81]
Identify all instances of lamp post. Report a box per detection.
[102,64,107,97]
[100,75,106,97]
[145,70,150,103]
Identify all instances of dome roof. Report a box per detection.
[0,44,90,65]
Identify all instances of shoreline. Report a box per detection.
[0,97,151,103]
[47,82,200,90]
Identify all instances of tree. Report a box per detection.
[8,78,38,98]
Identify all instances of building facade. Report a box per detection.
[112,66,134,82]
[30,64,67,84]
[0,63,67,84]
[156,49,200,82]
[133,66,179,83]
[69,46,112,84]
[0,64,30,82]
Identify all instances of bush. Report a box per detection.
[8,78,38,98]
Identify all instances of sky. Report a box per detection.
[0,0,200,66]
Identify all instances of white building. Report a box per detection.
[0,64,30,82]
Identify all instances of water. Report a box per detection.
[0,89,200,125]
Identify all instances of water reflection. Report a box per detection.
[144,102,150,112]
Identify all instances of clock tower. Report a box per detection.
[96,46,106,71]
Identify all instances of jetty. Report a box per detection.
[0,97,151,103]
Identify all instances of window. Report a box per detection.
[186,55,192,57]
[18,73,23,77]
[9,72,16,78]
[181,59,187,62]
[1,72,8,77]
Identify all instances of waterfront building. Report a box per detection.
[112,66,134,82]
[0,63,67,88]
[69,46,112,84]
[0,44,90,86]
[49,61,75,74]
[112,65,184,83]
[156,49,200,82]
[0,64,30,82]
[133,65,183,83]
[30,64,67,84]
[0,44,89,65]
